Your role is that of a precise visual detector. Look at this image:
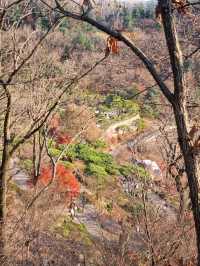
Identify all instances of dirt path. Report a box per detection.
[103,114,140,138]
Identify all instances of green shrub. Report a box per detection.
[91,139,107,149]
[82,23,94,32]
[102,94,139,116]
[63,142,120,178]
[76,143,100,162]
[142,87,160,118]
[119,164,150,182]
[105,163,120,176]
[76,144,112,165]
[119,164,135,177]
[86,163,107,180]
[49,147,62,157]
[10,6,22,24]
[65,144,78,161]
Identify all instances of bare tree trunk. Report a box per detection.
[159,1,200,263]
[0,83,11,260]
[0,159,9,260]
[173,104,200,264]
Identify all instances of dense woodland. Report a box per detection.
[0,0,200,265]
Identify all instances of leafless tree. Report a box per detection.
[38,0,200,263]
[0,0,107,260]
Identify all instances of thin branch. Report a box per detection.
[0,0,26,29]
[185,46,200,60]
[6,17,63,85]
[41,0,174,103]
[9,55,107,155]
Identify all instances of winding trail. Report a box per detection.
[103,114,140,138]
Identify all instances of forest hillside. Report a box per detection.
[0,1,200,265]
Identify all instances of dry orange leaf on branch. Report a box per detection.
[105,36,119,56]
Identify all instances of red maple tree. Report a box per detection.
[56,132,72,145]
[39,163,80,198]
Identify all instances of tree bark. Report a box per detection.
[0,82,11,260]
[0,159,9,261]
[173,103,200,264]
[159,0,200,263]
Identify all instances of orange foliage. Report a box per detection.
[105,36,119,56]
[39,166,52,186]
[56,132,72,145]
[39,163,80,198]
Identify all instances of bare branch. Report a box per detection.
[185,46,200,60]
[41,0,174,103]
[9,55,107,155]
[6,17,63,85]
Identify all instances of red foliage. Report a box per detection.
[39,166,52,186]
[48,113,72,145]
[56,132,72,145]
[39,164,80,198]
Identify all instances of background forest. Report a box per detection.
[0,0,200,265]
